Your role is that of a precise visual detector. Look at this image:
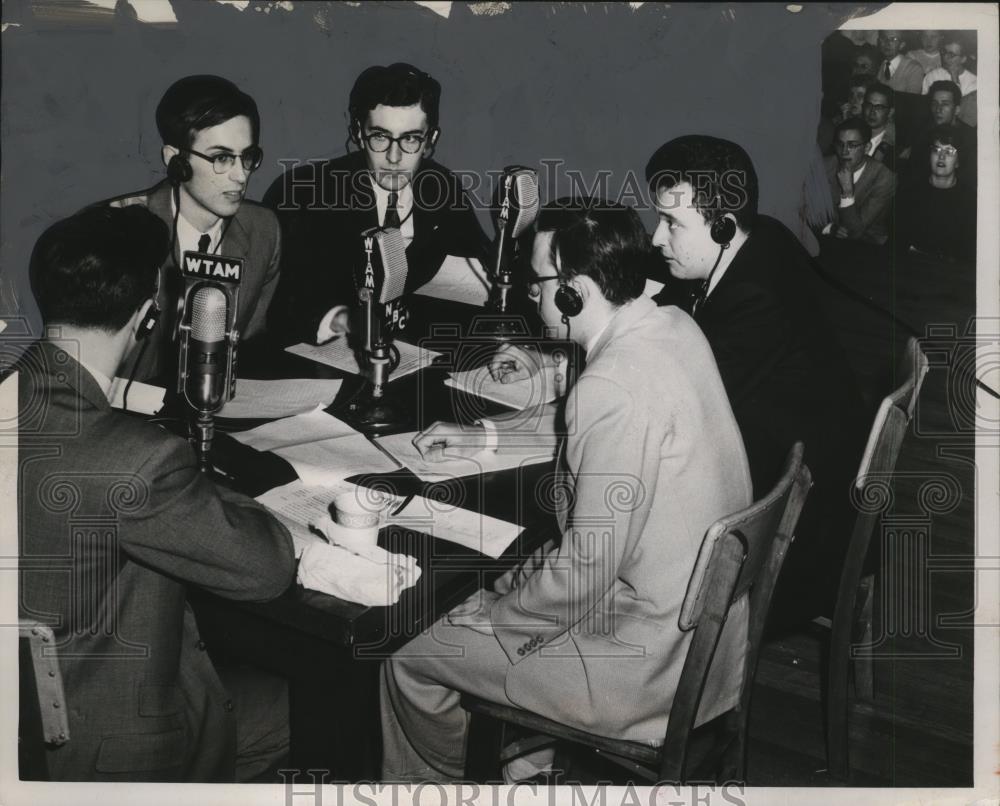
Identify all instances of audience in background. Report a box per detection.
[909,30,944,74]
[895,128,975,262]
[822,118,896,245]
[922,34,977,127]
[851,44,881,78]
[902,81,976,183]
[876,30,924,94]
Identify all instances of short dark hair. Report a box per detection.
[645,135,759,231]
[835,116,873,143]
[848,74,877,93]
[928,79,962,105]
[865,81,894,107]
[929,125,962,150]
[30,206,169,331]
[853,43,881,69]
[155,74,260,150]
[535,199,650,306]
[349,63,442,130]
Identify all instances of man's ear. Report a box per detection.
[162,144,178,168]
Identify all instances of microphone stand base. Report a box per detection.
[470,313,532,341]
[340,387,410,434]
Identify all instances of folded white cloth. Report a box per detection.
[296,515,421,606]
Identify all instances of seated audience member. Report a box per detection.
[840,75,876,123]
[909,29,944,74]
[13,206,296,781]
[823,118,897,245]
[851,43,881,78]
[922,34,977,127]
[896,128,975,262]
[902,80,976,182]
[862,82,898,171]
[876,30,924,94]
[264,63,488,346]
[381,201,753,781]
[105,75,279,383]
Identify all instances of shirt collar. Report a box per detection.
[76,358,113,402]
[853,161,868,184]
[171,194,225,254]
[888,54,902,71]
[867,129,886,154]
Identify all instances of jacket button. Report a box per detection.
[196,640,207,651]
[517,647,524,656]
[224,699,234,713]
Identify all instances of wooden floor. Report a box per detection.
[746,239,979,787]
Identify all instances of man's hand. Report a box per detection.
[836,165,855,197]
[412,421,488,461]
[446,589,499,635]
[488,343,542,384]
[331,309,351,336]
[834,225,850,239]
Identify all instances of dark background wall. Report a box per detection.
[0,0,876,355]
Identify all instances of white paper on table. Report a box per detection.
[444,363,563,410]
[374,430,555,482]
[413,255,491,306]
[219,378,343,419]
[285,337,441,381]
[109,377,165,415]
[232,405,358,451]
[387,494,522,559]
[256,480,353,557]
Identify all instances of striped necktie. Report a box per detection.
[383,191,401,229]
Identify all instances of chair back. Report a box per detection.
[19,620,70,780]
[663,443,812,781]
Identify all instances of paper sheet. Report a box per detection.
[374,430,556,481]
[219,378,343,419]
[285,337,440,381]
[388,494,522,559]
[233,406,400,485]
[256,481,350,557]
[413,254,492,306]
[444,363,563,410]
[109,377,165,415]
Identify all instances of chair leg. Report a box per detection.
[852,575,875,701]
[464,711,505,783]
[826,587,855,780]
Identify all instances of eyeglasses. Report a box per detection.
[932,144,958,157]
[183,146,263,174]
[863,102,890,112]
[837,141,866,152]
[527,275,560,299]
[943,49,964,58]
[361,130,429,154]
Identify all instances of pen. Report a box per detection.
[391,494,414,517]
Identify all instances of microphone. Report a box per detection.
[184,287,228,412]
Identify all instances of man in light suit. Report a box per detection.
[13,206,295,781]
[380,201,752,781]
[105,74,281,383]
[824,117,897,245]
[876,30,924,95]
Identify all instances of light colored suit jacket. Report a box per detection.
[885,54,924,94]
[824,155,897,245]
[490,297,753,741]
[15,340,295,780]
[105,181,281,381]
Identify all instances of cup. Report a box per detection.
[333,489,389,531]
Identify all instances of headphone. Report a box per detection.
[136,301,160,341]
[710,214,737,246]
[554,280,584,319]
[166,152,192,185]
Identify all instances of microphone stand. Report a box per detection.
[192,410,215,475]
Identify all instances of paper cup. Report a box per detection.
[333,489,389,531]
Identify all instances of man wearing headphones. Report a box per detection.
[383,200,752,781]
[263,62,487,346]
[646,135,868,628]
[12,206,295,781]
[105,74,280,382]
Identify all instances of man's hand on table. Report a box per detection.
[446,589,499,635]
[488,343,543,384]
[412,421,489,461]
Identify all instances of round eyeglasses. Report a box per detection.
[361,131,429,154]
[183,146,264,174]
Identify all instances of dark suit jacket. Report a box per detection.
[656,216,868,620]
[824,155,897,244]
[104,181,282,382]
[263,151,488,345]
[14,341,295,781]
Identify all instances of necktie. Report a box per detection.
[881,60,892,81]
[198,233,211,253]
[383,191,401,229]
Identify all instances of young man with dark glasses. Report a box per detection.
[264,63,488,345]
[103,74,281,382]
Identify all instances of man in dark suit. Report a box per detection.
[823,117,897,245]
[105,75,281,383]
[645,135,868,626]
[263,63,488,346]
[13,206,295,781]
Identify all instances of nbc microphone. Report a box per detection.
[491,166,539,315]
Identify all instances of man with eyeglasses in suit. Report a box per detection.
[264,63,488,346]
[103,74,281,383]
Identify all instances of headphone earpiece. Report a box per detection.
[136,302,160,341]
[166,153,192,186]
[554,281,584,319]
[710,215,737,246]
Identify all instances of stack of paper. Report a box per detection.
[286,338,440,381]
[413,255,491,306]
[219,378,343,419]
[444,363,564,410]
[233,405,399,486]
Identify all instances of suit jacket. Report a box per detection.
[490,298,753,741]
[262,151,488,345]
[885,54,925,94]
[824,155,897,244]
[105,181,282,382]
[676,216,868,620]
[14,341,295,781]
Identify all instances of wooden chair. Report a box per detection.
[826,336,929,779]
[461,443,812,784]
[19,620,70,780]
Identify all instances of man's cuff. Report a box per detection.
[316,305,349,343]
[475,418,499,452]
[839,196,856,208]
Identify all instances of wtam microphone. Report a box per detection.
[357,226,409,397]
[491,166,539,314]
